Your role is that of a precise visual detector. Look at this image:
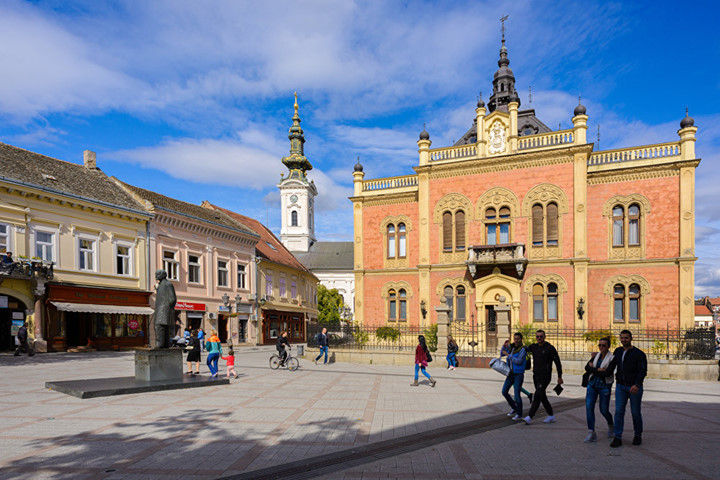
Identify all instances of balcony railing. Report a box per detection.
[362,174,418,192]
[429,144,478,161]
[588,142,680,166]
[466,243,527,278]
[518,130,574,151]
[0,259,54,280]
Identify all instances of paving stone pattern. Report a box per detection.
[0,349,718,480]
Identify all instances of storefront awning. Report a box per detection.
[51,302,154,315]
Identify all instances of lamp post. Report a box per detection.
[577,297,585,321]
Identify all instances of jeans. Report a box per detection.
[614,384,643,439]
[528,374,554,418]
[414,363,432,380]
[585,381,613,431]
[446,352,457,367]
[315,345,329,364]
[501,372,524,417]
[207,352,220,376]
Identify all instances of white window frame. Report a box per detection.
[237,264,246,289]
[32,225,57,263]
[217,259,229,287]
[279,275,286,297]
[77,234,98,272]
[163,250,179,281]
[114,240,134,276]
[266,270,273,296]
[188,253,202,284]
[0,223,12,254]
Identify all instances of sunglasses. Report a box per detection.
[535,335,544,338]
[598,343,609,347]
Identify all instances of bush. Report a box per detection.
[583,330,617,348]
[353,329,369,347]
[423,324,438,352]
[375,326,401,342]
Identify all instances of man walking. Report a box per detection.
[14,322,33,356]
[611,329,647,447]
[314,327,329,365]
[523,329,563,424]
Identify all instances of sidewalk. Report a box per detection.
[0,348,718,479]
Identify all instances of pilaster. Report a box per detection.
[572,114,588,144]
[573,149,589,329]
[475,106,487,157]
[508,101,518,152]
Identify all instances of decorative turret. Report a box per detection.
[419,124,430,141]
[354,156,364,172]
[680,107,694,128]
[574,96,587,116]
[488,18,518,113]
[281,92,313,174]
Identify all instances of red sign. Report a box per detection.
[175,302,206,311]
[128,319,140,330]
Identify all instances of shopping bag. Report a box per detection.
[489,357,510,376]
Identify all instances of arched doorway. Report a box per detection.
[472,270,521,351]
[0,294,28,351]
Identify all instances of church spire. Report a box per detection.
[282,92,313,174]
[488,15,518,113]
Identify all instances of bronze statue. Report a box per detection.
[153,269,177,348]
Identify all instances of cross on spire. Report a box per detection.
[500,14,509,44]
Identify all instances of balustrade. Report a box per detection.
[429,145,477,161]
[517,130,574,150]
[362,175,418,192]
[588,142,680,166]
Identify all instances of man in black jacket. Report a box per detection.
[523,329,563,425]
[14,322,33,356]
[314,327,329,365]
[611,329,647,447]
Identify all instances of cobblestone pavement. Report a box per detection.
[0,348,718,480]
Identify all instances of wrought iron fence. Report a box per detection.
[307,323,435,351]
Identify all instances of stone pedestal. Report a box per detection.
[134,348,183,382]
[435,301,451,360]
[495,296,511,343]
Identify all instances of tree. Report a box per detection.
[317,284,343,324]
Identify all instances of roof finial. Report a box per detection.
[293,91,298,114]
[578,95,582,105]
[685,106,689,117]
[500,14,509,45]
[529,85,532,106]
[597,124,601,151]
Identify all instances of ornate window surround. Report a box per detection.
[475,187,520,246]
[380,215,412,269]
[603,274,650,326]
[523,273,568,324]
[602,194,650,261]
[435,277,473,323]
[434,193,473,263]
[381,280,413,323]
[521,184,568,260]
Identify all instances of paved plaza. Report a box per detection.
[0,348,718,480]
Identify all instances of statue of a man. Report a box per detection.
[153,269,177,348]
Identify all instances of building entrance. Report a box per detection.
[0,295,27,351]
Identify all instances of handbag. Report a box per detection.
[185,345,194,351]
[489,357,510,376]
[426,350,433,362]
[581,371,590,387]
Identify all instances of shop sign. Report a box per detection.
[128,319,140,330]
[218,306,230,313]
[12,312,24,319]
[175,301,206,311]
[0,296,7,308]
[11,320,23,335]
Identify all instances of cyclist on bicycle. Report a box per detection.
[277,330,290,365]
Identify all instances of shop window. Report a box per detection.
[237,264,246,289]
[217,260,229,287]
[94,314,112,337]
[188,254,201,284]
[163,251,179,280]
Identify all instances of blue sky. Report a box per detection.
[1,0,719,295]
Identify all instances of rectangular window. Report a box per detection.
[79,238,95,271]
[499,223,510,244]
[629,298,639,322]
[237,264,246,289]
[629,219,639,245]
[398,233,406,257]
[217,260,228,287]
[456,297,466,322]
[188,254,201,283]
[487,224,497,245]
[614,298,624,322]
[533,297,544,321]
[36,231,54,262]
[291,280,297,299]
[389,300,396,320]
[279,276,286,297]
[547,296,558,321]
[0,224,8,253]
[388,235,396,257]
[266,271,273,296]
[163,251,179,280]
[399,299,407,321]
[612,220,624,246]
[116,244,131,275]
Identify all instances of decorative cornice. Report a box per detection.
[476,187,520,218]
[586,161,699,185]
[603,274,651,295]
[523,273,568,293]
[353,191,418,207]
[521,183,569,216]
[433,193,474,223]
[435,276,473,295]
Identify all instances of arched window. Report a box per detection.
[613,285,625,322]
[388,289,397,321]
[443,285,467,322]
[532,283,560,322]
[443,212,453,251]
[399,289,407,321]
[532,204,543,247]
[398,223,407,258]
[455,211,465,250]
[387,224,396,258]
[455,285,466,321]
[485,206,510,245]
[531,203,558,247]
[291,210,298,227]
[547,283,558,321]
[546,203,559,246]
[628,284,640,322]
[532,284,544,321]
[628,204,640,245]
[612,206,624,247]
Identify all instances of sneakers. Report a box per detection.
[450,366,456,370]
[632,436,642,445]
[430,378,437,387]
[608,426,615,438]
[512,414,522,421]
[584,431,597,443]
[610,437,622,448]
[507,410,516,417]
[543,415,556,423]
[523,416,532,425]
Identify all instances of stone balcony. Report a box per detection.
[465,243,527,280]
[0,259,54,282]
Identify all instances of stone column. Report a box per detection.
[495,296,511,343]
[32,282,47,353]
[435,297,451,360]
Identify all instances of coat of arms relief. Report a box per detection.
[488,121,507,154]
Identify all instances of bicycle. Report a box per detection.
[269,346,299,371]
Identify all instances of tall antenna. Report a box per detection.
[528,85,532,106]
[597,125,601,151]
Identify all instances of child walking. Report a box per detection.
[221,348,239,379]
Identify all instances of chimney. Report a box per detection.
[83,150,97,169]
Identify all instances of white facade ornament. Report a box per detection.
[488,121,507,155]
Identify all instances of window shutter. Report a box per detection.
[532,204,544,245]
[443,212,452,250]
[546,203,558,244]
[455,211,465,249]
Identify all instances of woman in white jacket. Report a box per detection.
[583,337,616,442]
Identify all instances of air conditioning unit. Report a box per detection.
[207,312,216,320]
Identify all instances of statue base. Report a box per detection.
[134,348,183,382]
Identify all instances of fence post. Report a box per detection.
[435,298,451,363]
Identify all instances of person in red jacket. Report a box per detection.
[221,348,239,379]
[411,335,436,387]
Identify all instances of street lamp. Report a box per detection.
[420,300,427,320]
[222,293,230,307]
[577,297,585,320]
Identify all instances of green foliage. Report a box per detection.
[317,284,343,324]
[514,323,538,348]
[651,340,667,356]
[353,329,369,346]
[423,324,438,352]
[375,326,401,342]
[583,330,618,348]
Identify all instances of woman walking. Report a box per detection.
[185,329,201,375]
[500,332,527,420]
[446,335,459,370]
[584,336,616,442]
[411,335,436,387]
[205,330,222,378]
